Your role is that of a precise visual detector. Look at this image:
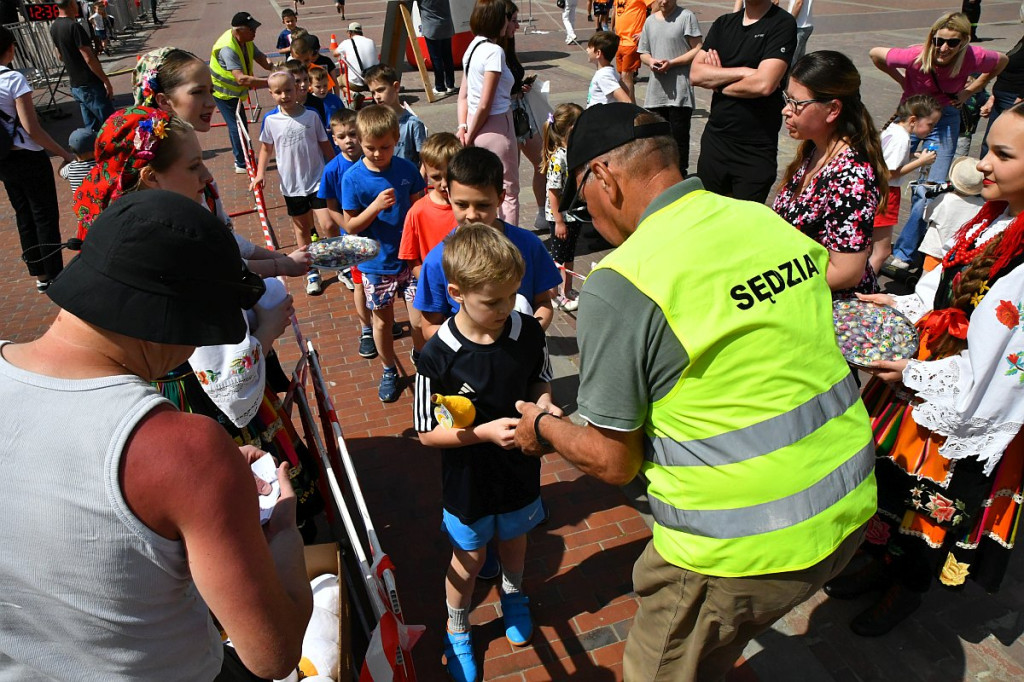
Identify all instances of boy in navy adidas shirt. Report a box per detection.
[413,223,559,682]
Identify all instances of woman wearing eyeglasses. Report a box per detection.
[772,51,887,299]
[869,11,1006,271]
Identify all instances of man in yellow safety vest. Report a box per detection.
[514,102,876,681]
[210,11,274,173]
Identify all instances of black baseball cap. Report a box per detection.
[47,191,265,346]
[558,103,672,213]
[231,12,261,29]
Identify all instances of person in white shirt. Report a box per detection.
[586,32,629,107]
[336,21,379,92]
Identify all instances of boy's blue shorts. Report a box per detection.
[442,497,545,551]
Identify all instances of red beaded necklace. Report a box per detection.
[941,201,1009,270]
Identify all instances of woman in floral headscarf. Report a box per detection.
[72,106,325,540]
[131,47,311,279]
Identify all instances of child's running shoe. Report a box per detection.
[442,629,477,682]
[392,321,404,338]
[306,271,323,296]
[358,331,377,359]
[339,268,356,291]
[378,367,400,403]
[499,591,533,647]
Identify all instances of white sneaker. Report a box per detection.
[234,165,247,175]
[890,258,911,270]
[565,35,576,45]
[561,297,579,312]
[339,268,356,291]
[306,271,323,295]
[431,88,448,98]
[446,87,458,96]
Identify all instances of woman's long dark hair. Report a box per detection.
[778,51,889,203]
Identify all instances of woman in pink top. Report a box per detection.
[869,11,1006,268]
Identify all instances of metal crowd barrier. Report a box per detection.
[4,19,69,115]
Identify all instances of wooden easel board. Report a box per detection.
[381,0,435,103]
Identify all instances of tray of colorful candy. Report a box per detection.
[308,235,380,271]
[833,298,919,367]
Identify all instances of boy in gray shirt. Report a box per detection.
[638,0,702,174]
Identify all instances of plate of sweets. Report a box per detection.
[308,235,380,271]
[833,298,919,367]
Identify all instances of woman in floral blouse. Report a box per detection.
[772,51,887,299]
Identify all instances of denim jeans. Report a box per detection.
[892,105,960,263]
[425,37,455,92]
[71,82,114,132]
[980,88,1018,157]
[793,26,814,65]
[215,96,248,169]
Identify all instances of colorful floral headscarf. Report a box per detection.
[132,47,176,107]
[73,106,174,240]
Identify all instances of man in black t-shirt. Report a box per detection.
[49,0,114,131]
[690,0,795,203]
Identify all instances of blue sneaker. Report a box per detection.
[378,367,400,403]
[443,629,477,682]
[499,591,533,647]
[477,549,500,581]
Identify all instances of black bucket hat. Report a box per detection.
[558,102,672,213]
[47,191,265,346]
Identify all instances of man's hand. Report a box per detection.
[477,417,519,449]
[702,49,723,68]
[514,400,555,456]
[103,79,113,99]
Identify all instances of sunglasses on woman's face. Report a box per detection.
[932,37,963,49]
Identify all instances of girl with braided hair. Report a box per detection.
[824,103,1024,637]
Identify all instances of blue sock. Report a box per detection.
[361,325,372,335]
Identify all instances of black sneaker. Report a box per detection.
[392,321,403,338]
[849,584,922,637]
[358,332,377,359]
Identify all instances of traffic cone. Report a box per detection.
[330,34,339,54]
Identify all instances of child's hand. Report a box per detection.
[248,174,262,192]
[915,149,937,166]
[478,417,519,449]
[555,222,568,240]
[855,292,896,307]
[372,188,397,212]
[283,247,312,276]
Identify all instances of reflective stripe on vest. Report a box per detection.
[209,30,252,100]
[591,185,876,577]
[647,440,874,539]
[647,374,860,468]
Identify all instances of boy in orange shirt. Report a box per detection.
[398,132,462,365]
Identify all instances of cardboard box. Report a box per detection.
[303,543,351,681]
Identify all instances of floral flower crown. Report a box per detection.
[133,115,168,162]
[138,67,160,102]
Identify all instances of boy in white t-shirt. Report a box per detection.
[586,32,629,108]
[251,70,336,295]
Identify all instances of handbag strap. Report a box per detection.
[0,67,24,141]
[928,69,961,106]
[465,39,485,75]
[348,37,366,75]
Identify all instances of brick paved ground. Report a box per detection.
[4,0,1024,679]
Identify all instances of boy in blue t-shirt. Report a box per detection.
[414,224,559,682]
[342,105,426,402]
[364,63,427,167]
[414,147,561,340]
[276,9,302,59]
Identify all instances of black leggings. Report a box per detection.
[425,36,456,92]
[0,148,64,281]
